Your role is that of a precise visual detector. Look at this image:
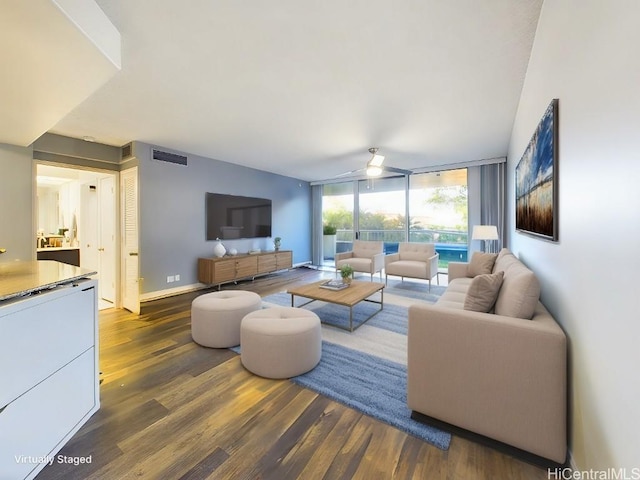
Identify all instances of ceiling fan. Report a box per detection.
[335,148,413,178]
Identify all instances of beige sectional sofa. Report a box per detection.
[407,248,567,464]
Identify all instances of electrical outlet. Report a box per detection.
[167,275,175,283]
[175,274,180,281]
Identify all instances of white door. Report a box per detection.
[99,175,116,303]
[120,167,140,314]
[80,183,99,272]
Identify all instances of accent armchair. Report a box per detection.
[384,242,439,291]
[335,240,384,281]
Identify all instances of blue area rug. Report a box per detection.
[385,279,446,302]
[291,342,451,450]
[236,290,452,450]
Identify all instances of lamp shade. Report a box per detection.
[472,225,499,241]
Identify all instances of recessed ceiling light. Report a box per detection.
[82,136,96,142]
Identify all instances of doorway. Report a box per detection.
[36,163,119,310]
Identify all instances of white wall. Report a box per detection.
[507,1,640,470]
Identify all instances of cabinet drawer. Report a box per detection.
[235,257,257,278]
[276,251,292,269]
[0,348,96,480]
[257,254,276,273]
[214,260,236,283]
[0,285,95,408]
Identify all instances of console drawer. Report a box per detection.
[0,285,95,408]
[0,348,96,480]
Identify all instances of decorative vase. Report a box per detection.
[228,248,238,256]
[213,239,226,258]
[342,276,352,284]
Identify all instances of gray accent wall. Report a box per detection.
[507,1,640,471]
[134,142,311,294]
[0,143,34,263]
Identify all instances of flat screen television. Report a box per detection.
[206,193,272,240]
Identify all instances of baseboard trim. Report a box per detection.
[140,283,209,302]
[140,264,312,302]
[410,410,569,470]
[568,450,578,471]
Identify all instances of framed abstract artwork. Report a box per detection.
[515,98,559,241]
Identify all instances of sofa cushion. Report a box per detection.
[468,252,498,277]
[399,242,435,261]
[352,240,383,259]
[386,260,427,278]
[463,271,504,313]
[436,277,471,307]
[494,266,541,319]
[493,248,519,274]
[337,257,372,272]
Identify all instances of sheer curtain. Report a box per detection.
[311,184,323,266]
[479,162,506,252]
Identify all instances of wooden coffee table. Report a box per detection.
[287,279,384,332]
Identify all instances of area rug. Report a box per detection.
[384,279,447,302]
[291,342,451,450]
[239,289,452,450]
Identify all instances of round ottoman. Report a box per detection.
[240,307,322,379]
[191,291,262,348]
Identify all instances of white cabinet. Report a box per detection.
[0,279,99,480]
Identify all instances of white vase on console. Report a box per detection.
[213,239,226,258]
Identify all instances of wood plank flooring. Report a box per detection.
[36,267,549,479]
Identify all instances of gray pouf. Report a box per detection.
[241,307,322,379]
[191,291,262,348]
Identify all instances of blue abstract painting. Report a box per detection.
[516,99,558,240]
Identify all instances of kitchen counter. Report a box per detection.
[0,260,96,302]
[36,247,81,267]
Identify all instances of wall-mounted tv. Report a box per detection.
[206,193,272,240]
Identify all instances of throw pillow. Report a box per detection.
[463,271,504,313]
[468,252,498,277]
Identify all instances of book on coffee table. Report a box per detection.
[319,279,350,291]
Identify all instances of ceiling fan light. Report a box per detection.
[370,154,385,167]
[366,164,383,176]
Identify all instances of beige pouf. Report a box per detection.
[240,307,322,379]
[191,291,262,348]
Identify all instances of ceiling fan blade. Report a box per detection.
[370,154,385,167]
[334,168,364,178]
[382,165,412,175]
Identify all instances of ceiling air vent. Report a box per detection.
[152,149,187,166]
[121,143,133,161]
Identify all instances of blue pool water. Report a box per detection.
[332,241,468,263]
[383,242,467,262]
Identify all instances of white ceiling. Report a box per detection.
[49,0,543,182]
[0,0,120,146]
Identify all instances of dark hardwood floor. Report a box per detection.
[36,267,548,479]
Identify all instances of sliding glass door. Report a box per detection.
[322,182,354,263]
[357,176,407,252]
[409,169,469,265]
[319,168,469,268]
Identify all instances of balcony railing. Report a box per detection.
[326,228,469,266]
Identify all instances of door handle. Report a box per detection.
[129,252,138,256]
[98,248,105,252]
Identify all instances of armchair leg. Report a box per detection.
[428,279,431,292]
[385,274,388,286]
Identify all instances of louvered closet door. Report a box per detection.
[121,167,140,314]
